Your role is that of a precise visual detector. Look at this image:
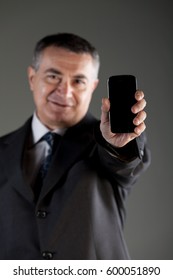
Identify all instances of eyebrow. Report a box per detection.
[44,68,62,75]
[73,74,87,80]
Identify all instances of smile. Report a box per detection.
[47,90,75,108]
[48,98,73,108]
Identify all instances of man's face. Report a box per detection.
[28,46,99,130]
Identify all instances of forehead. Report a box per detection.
[38,46,96,75]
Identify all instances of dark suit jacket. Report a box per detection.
[0,113,150,260]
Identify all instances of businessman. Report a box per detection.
[0,33,150,259]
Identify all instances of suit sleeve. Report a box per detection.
[94,123,151,192]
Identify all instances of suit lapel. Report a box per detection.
[1,118,34,202]
[39,113,97,201]
[1,113,97,203]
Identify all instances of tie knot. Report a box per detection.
[41,132,55,147]
[40,132,61,152]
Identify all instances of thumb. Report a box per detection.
[101,98,110,124]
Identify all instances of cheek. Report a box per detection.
[76,91,93,113]
[82,90,93,105]
[34,83,49,103]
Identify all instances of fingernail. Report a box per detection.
[135,118,139,125]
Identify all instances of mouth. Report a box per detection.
[48,98,73,108]
[50,100,69,107]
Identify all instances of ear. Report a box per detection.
[27,66,36,91]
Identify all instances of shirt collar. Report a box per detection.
[31,112,67,144]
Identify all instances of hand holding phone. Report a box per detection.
[108,75,137,133]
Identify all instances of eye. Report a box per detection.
[46,74,61,84]
[75,78,83,84]
[48,74,58,80]
[73,78,86,88]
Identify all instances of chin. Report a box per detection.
[47,115,74,129]
[47,109,86,129]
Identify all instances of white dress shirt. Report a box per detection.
[23,112,66,188]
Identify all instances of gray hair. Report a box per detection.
[32,33,100,77]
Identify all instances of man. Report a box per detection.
[0,33,150,260]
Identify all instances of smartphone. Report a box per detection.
[108,75,137,133]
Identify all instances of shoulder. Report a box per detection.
[0,117,32,146]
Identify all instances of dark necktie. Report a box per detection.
[34,132,59,200]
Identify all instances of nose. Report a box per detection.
[57,79,72,96]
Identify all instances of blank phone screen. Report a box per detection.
[108,75,137,133]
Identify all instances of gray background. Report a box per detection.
[0,0,172,259]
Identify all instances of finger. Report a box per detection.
[101,98,110,124]
[135,90,144,101]
[131,98,147,114]
[133,111,147,126]
[134,122,146,135]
